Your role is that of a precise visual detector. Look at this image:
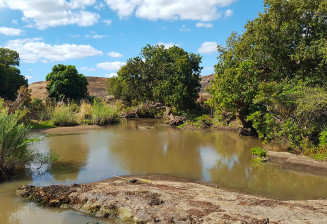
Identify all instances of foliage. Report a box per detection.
[29,120,55,129]
[108,44,202,110]
[0,100,32,180]
[46,64,88,102]
[319,131,327,147]
[80,101,92,119]
[91,99,120,125]
[0,48,28,100]
[208,0,327,155]
[52,104,79,126]
[27,98,46,120]
[250,147,267,158]
[193,115,213,128]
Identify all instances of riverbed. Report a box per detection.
[1,119,327,223]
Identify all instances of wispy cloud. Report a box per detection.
[0,27,24,36]
[97,61,126,70]
[196,22,213,28]
[108,52,123,58]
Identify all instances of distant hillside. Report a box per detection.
[29,77,109,100]
[29,75,215,100]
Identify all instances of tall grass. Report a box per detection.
[52,104,79,126]
[0,100,32,181]
[91,100,120,125]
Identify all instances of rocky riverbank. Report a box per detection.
[17,175,327,224]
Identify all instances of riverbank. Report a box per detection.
[17,175,327,224]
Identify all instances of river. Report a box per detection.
[1,119,327,224]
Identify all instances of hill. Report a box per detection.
[29,77,109,100]
[29,75,215,100]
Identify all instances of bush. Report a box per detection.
[0,100,32,180]
[80,101,92,119]
[91,100,120,125]
[27,98,46,120]
[52,104,79,126]
[194,115,213,128]
[319,131,327,147]
[250,147,267,158]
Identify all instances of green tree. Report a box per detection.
[46,64,88,101]
[208,0,327,152]
[108,44,202,110]
[0,48,27,100]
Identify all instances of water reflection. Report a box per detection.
[1,119,327,224]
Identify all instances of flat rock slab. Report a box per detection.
[17,175,327,224]
[268,151,327,175]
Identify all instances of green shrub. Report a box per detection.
[91,100,120,125]
[52,104,79,126]
[0,100,33,180]
[250,147,267,158]
[27,98,46,120]
[194,115,213,128]
[319,131,327,147]
[80,101,92,119]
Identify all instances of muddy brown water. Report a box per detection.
[1,119,327,224]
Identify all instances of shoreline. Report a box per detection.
[17,175,327,223]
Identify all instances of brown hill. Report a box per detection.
[29,75,215,100]
[29,77,109,100]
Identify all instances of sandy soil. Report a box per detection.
[17,175,327,224]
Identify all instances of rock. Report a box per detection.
[167,115,186,126]
[17,175,327,224]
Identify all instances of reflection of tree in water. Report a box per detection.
[204,132,327,200]
[109,127,204,180]
[46,133,90,182]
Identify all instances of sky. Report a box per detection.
[0,0,264,83]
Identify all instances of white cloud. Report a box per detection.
[108,51,123,58]
[0,0,99,29]
[179,25,191,32]
[0,27,24,36]
[225,9,233,17]
[81,67,96,71]
[105,0,235,21]
[105,73,118,78]
[198,42,218,54]
[157,42,178,49]
[196,22,213,28]
[24,75,32,80]
[12,19,18,24]
[105,0,141,19]
[97,61,126,71]
[5,38,103,63]
[85,34,107,39]
[103,19,112,25]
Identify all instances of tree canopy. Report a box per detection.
[208,0,327,151]
[0,48,27,100]
[46,64,88,101]
[108,44,202,110]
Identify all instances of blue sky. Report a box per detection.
[0,0,263,83]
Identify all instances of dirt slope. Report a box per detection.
[29,75,215,100]
[29,77,109,100]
